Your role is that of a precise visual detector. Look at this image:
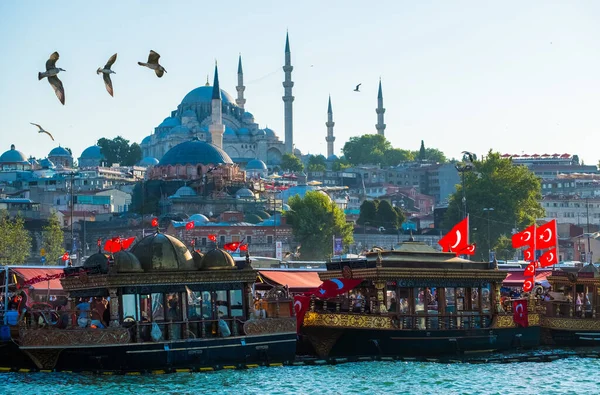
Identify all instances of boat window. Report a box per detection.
[152,293,164,321]
[166,293,181,321]
[471,287,480,310]
[140,295,152,322]
[426,287,437,311]
[481,284,491,313]
[445,288,455,313]
[187,289,202,320]
[456,287,465,311]
[230,290,244,317]
[122,294,139,321]
[585,286,593,317]
[216,290,228,317]
[414,287,425,313]
[397,288,410,313]
[201,291,213,319]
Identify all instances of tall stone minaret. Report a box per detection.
[236,54,246,109]
[210,62,225,149]
[325,95,335,158]
[282,32,294,153]
[376,78,386,136]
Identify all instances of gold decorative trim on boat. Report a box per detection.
[19,327,131,347]
[542,317,600,331]
[493,313,540,328]
[303,312,395,330]
[243,318,296,335]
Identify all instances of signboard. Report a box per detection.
[40,248,46,257]
[275,241,283,260]
[334,237,343,255]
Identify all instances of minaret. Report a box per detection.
[376,78,386,136]
[282,32,294,153]
[236,54,246,109]
[325,95,335,158]
[209,62,225,149]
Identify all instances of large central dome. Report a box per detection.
[181,85,236,106]
[158,139,233,166]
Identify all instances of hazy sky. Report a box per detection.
[1,1,599,165]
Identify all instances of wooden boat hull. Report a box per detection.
[542,317,600,347]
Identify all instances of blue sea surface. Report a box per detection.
[2,358,599,395]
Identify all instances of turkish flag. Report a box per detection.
[223,242,241,252]
[523,248,534,261]
[512,225,536,249]
[523,277,534,293]
[458,243,476,256]
[293,295,311,333]
[208,234,217,242]
[512,299,529,327]
[312,278,363,299]
[151,217,159,227]
[539,248,558,267]
[121,237,136,250]
[239,243,248,252]
[61,252,70,261]
[524,263,536,277]
[104,238,121,253]
[537,220,557,250]
[185,221,195,230]
[438,217,469,253]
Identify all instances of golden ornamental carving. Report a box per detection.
[243,317,296,335]
[305,329,342,358]
[19,327,131,347]
[319,267,508,283]
[542,317,600,331]
[21,349,63,370]
[493,313,540,328]
[303,312,394,330]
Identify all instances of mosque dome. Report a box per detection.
[255,129,266,136]
[130,232,196,271]
[159,117,181,128]
[83,252,110,274]
[189,213,209,223]
[243,111,254,120]
[113,250,143,273]
[168,125,191,135]
[174,186,196,197]
[244,213,262,224]
[39,158,55,169]
[235,188,255,199]
[246,159,267,170]
[181,86,236,106]
[182,109,196,117]
[327,154,339,161]
[279,185,319,203]
[282,203,291,211]
[0,145,28,164]
[254,210,271,220]
[139,156,159,166]
[200,248,236,270]
[192,250,204,268]
[49,146,72,157]
[223,126,236,137]
[142,136,152,144]
[80,145,105,160]
[264,128,276,138]
[158,139,233,166]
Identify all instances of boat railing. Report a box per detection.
[391,312,494,330]
[131,317,245,342]
[542,300,595,319]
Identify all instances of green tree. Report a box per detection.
[42,212,65,265]
[306,154,327,172]
[97,136,142,166]
[342,134,391,165]
[383,148,414,166]
[443,151,544,260]
[332,157,351,171]
[0,211,32,264]
[357,200,378,226]
[280,153,303,172]
[418,140,426,161]
[376,200,405,230]
[411,147,447,163]
[285,191,353,259]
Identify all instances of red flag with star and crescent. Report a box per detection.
[438,216,469,253]
[312,278,363,299]
[512,299,529,327]
[536,220,557,250]
[512,224,536,249]
[539,248,558,267]
[293,295,311,333]
[458,243,476,256]
[523,248,534,261]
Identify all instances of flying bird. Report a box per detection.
[30,123,54,141]
[461,151,475,162]
[38,52,65,105]
[138,50,167,77]
[97,53,117,96]
[354,83,361,92]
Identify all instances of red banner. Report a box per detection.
[512,299,528,327]
[293,295,311,334]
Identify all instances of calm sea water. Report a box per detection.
[2,358,599,395]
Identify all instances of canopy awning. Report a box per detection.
[503,270,552,286]
[258,270,322,292]
[11,267,65,290]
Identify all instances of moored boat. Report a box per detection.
[298,241,541,358]
[2,231,296,372]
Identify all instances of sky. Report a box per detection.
[1,1,599,165]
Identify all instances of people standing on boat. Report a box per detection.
[76,298,91,328]
[576,293,583,316]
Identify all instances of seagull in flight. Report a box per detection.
[462,151,476,162]
[97,53,117,96]
[38,51,66,105]
[354,83,361,92]
[138,50,167,77]
[30,123,54,141]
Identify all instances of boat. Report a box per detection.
[297,241,541,358]
[541,264,600,346]
[1,231,296,372]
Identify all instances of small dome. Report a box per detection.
[139,156,159,166]
[192,250,204,268]
[83,252,110,274]
[0,145,28,164]
[113,250,143,273]
[579,264,599,274]
[131,232,195,271]
[158,139,233,166]
[181,86,236,106]
[159,117,181,128]
[141,135,152,144]
[244,213,263,224]
[39,158,55,169]
[223,126,236,137]
[80,145,105,160]
[264,128,276,138]
[327,154,339,161]
[282,203,291,211]
[254,210,271,220]
[255,129,266,136]
[243,111,254,120]
[279,185,319,203]
[235,188,254,198]
[246,159,267,170]
[200,248,235,270]
[238,128,250,135]
[182,109,196,117]
[189,213,209,223]
[174,186,196,197]
[168,125,191,135]
[49,146,72,157]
